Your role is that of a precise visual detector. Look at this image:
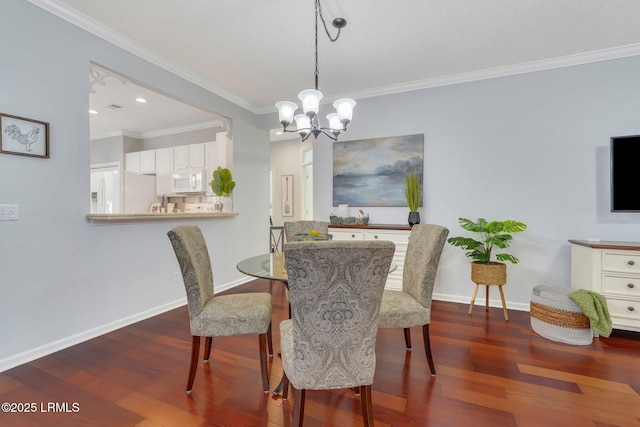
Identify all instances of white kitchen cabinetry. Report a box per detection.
[125,150,156,175]
[155,147,173,196]
[329,226,410,290]
[215,131,233,169]
[569,240,640,332]
[125,152,141,174]
[173,144,206,171]
[140,150,156,174]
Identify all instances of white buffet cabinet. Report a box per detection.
[329,225,411,290]
[569,239,640,332]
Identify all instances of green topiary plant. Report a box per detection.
[447,217,527,264]
[209,167,236,197]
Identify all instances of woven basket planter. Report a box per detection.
[471,261,507,285]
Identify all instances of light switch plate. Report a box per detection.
[8,204,18,220]
[0,204,18,221]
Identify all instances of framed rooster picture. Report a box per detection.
[0,113,50,159]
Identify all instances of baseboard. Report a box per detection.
[0,297,187,373]
[433,292,530,312]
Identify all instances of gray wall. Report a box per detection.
[0,2,269,371]
[311,56,640,308]
[3,0,640,372]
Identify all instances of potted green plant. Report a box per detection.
[447,217,527,286]
[404,172,421,226]
[209,167,236,212]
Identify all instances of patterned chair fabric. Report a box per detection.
[284,220,329,241]
[167,225,272,393]
[280,240,394,427]
[378,224,449,375]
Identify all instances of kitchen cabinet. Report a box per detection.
[125,150,156,174]
[329,225,410,290]
[214,131,233,169]
[155,147,173,196]
[125,152,141,174]
[569,240,640,332]
[174,143,207,171]
[140,150,156,174]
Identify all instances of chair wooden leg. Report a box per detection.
[258,333,269,393]
[360,385,374,427]
[498,285,509,320]
[292,388,306,427]
[203,337,212,362]
[186,336,200,394]
[403,327,412,349]
[282,372,290,400]
[469,283,480,314]
[422,324,436,376]
[267,322,274,357]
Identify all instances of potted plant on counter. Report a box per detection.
[210,167,236,212]
[404,171,421,226]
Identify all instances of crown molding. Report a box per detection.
[335,43,640,103]
[29,0,255,112]
[90,120,224,141]
[31,0,640,117]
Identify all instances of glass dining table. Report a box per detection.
[236,252,397,285]
[236,252,288,284]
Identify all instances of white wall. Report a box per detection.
[269,138,312,226]
[311,56,640,310]
[0,2,269,371]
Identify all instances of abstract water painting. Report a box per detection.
[333,134,424,207]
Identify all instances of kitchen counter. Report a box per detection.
[87,212,238,223]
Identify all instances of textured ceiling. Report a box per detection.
[32,0,640,135]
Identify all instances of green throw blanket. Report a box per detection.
[569,289,612,337]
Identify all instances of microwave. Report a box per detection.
[171,169,209,194]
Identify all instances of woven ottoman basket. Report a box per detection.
[530,284,593,345]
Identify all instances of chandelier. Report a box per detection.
[275,0,356,142]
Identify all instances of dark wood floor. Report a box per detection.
[2,279,640,427]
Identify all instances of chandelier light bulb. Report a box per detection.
[298,89,323,116]
[333,98,356,124]
[294,114,311,136]
[275,101,298,126]
[326,113,342,132]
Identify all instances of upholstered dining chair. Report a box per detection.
[280,240,395,427]
[378,224,449,375]
[167,225,273,394]
[283,220,329,241]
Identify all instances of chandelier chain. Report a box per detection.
[314,0,341,90]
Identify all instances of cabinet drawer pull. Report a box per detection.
[628,283,636,289]
[629,260,636,266]
[351,234,356,239]
[629,306,636,312]
[374,235,379,239]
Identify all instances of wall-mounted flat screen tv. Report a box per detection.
[611,135,640,212]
